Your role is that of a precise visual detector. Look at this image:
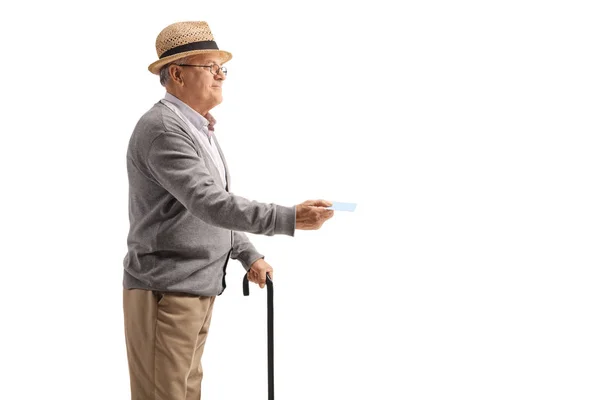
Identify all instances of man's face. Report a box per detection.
[177,53,226,112]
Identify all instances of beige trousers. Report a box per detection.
[123,288,216,400]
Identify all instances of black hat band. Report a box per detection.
[160,40,219,59]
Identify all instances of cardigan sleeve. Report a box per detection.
[146,131,296,236]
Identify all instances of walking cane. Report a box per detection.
[243,273,274,400]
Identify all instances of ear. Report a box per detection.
[169,64,184,86]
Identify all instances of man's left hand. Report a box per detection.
[247,258,273,289]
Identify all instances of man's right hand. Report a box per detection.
[295,199,335,230]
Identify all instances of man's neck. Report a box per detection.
[165,89,209,117]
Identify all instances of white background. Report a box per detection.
[1,0,599,399]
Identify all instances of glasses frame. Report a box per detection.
[175,63,227,76]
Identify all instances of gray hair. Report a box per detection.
[159,56,192,87]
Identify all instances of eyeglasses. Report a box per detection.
[176,63,227,76]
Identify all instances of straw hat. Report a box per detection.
[148,21,232,75]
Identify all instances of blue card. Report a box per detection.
[326,202,357,212]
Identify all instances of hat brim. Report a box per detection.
[148,49,232,75]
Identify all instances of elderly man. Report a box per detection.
[122,21,334,399]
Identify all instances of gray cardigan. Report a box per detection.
[123,101,296,296]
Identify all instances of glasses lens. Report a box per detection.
[211,64,227,76]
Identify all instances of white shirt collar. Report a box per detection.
[163,92,210,133]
